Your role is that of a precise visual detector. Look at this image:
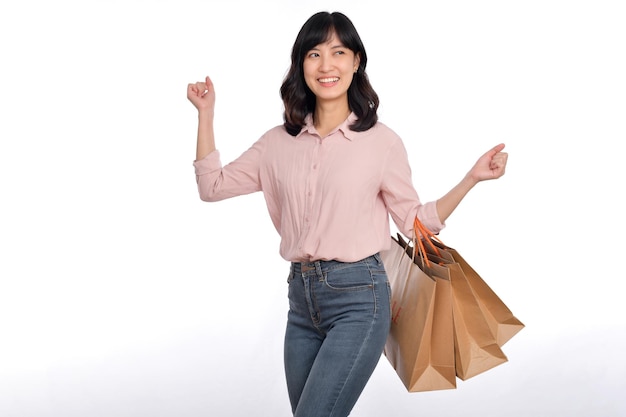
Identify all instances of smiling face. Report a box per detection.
[303,31,360,107]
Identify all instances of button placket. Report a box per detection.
[300,138,321,252]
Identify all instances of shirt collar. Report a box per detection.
[296,112,359,141]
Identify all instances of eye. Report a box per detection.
[307,52,320,58]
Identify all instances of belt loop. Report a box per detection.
[287,264,294,283]
[315,261,323,276]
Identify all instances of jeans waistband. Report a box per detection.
[291,254,381,274]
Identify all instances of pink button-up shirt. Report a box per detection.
[194,113,444,262]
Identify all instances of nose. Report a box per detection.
[319,53,333,72]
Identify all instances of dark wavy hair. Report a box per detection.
[280,11,379,136]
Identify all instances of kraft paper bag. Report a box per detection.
[401,234,506,381]
[380,236,456,392]
[444,259,508,380]
[426,240,524,347]
[409,218,521,382]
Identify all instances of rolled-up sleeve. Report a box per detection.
[380,140,445,238]
[193,138,265,202]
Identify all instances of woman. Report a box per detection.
[188,11,507,417]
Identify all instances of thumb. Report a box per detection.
[204,75,214,92]
[490,143,505,154]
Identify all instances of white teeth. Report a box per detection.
[319,77,339,83]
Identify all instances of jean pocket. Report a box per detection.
[322,265,374,292]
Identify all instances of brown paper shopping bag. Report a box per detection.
[380,235,456,392]
[446,259,508,380]
[414,220,509,381]
[429,240,524,346]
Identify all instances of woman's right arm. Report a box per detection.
[187,76,216,160]
[188,75,264,202]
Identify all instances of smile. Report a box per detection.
[318,77,340,83]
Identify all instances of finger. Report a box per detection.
[490,158,507,173]
[201,76,214,96]
[189,82,207,96]
[190,83,207,98]
[491,143,505,153]
[490,152,507,165]
[490,160,503,170]
[493,152,508,165]
[480,143,505,162]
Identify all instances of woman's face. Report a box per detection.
[303,31,360,106]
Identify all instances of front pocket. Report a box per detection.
[322,265,374,292]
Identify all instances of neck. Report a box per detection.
[314,102,351,137]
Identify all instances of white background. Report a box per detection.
[1,0,625,416]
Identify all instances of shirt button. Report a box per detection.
[312,164,317,169]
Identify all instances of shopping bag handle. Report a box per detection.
[394,217,447,270]
[406,218,434,270]
[393,231,432,271]
[413,217,448,260]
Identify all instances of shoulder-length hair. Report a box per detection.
[280,11,379,136]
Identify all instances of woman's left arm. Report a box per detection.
[435,143,508,223]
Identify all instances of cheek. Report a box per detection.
[302,65,316,89]
[303,76,315,91]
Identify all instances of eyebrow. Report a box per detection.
[309,43,347,51]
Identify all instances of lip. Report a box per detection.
[318,77,340,86]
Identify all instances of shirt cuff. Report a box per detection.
[193,150,222,175]
[409,201,445,236]
[421,201,446,234]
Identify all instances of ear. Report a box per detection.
[353,53,361,72]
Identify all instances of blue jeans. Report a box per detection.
[285,253,391,417]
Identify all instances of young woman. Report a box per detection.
[187,11,507,417]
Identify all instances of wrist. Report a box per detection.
[463,172,479,188]
[198,109,214,122]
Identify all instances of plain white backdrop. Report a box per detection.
[1,0,625,416]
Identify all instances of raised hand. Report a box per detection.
[467,143,508,182]
[187,75,216,114]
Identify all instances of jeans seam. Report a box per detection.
[327,301,377,417]
[304,275,322,329]
[327,260,378,415]
[288,258,389,416]
[365,259,379,314]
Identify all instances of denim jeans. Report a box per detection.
[285,253,391,417]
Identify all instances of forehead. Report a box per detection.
[312,31,344,48]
